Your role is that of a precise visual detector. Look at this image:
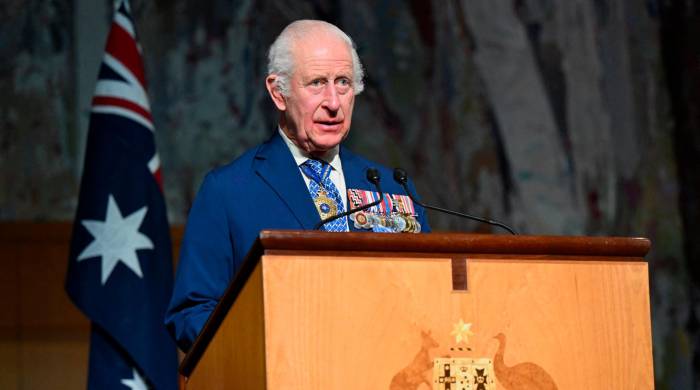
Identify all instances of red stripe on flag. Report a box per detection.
[105,23,146,88]
[153,168,163,191]
[92,96,153,122]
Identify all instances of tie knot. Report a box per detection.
[301,158,331,183]
[303,158,327,170]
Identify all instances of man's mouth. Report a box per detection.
[315,120,344,130]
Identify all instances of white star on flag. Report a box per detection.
[121,367,149,390]
[78,194,153,284]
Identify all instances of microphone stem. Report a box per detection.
[420,203,516,235]
[399,183,517,235]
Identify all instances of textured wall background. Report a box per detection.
[1,0,699,388]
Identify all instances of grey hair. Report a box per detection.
[267,20,365,96]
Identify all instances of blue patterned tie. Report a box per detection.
[300,159,349,232]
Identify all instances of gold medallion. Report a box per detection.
[405,214,416,233]
[314,189,337,219]
[399,214,413,232]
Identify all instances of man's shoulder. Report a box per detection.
[209,145,260,177]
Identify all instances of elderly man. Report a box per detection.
[165,20,430,351]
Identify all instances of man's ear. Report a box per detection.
[266,75,287,111]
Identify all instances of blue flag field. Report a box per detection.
[66,1,178,388]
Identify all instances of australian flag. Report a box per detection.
[66,1,177,389]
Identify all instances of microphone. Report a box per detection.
[393,168,517,235]
[314,168,385,230]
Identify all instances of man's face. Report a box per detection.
[268,33,356,155]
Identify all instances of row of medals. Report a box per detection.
[315,189,421,233]
[351,210,421,233]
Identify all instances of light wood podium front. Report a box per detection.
[179,230,653,389]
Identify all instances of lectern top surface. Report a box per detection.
[258,230,650,258]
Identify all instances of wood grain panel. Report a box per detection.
[182,230,652,378]
[260,254,653,389]
[0,223,89,390]
[0,222,184,390]
[0,234,20,390]
[186,263,266,390]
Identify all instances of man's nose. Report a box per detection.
[322,84,341,111]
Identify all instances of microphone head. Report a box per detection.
[393,168,408,185]
[366,168,380,184]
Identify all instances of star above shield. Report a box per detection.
[451,319,475,345]
[78,194,153,284]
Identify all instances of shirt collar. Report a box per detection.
[278,127,342,171]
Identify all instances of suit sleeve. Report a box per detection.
[164,171,235,351]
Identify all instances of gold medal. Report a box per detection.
[394,213,409,232]
[313,188,338,219]
[405,214,417,233]
[407,215,421,233]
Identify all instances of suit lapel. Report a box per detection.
[254,133,320,230]
[340,147,372,232]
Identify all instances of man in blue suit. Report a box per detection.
[165,20,430,352]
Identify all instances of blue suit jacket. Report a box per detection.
[165,132,430,351]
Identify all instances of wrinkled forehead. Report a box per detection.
[290,31,353,74]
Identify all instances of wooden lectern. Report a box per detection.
[179,230,653,389]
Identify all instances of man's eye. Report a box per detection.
[310,79,324,87]
[337,78,350,86]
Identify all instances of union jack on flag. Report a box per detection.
[91,0,162,184]
[66,1,177,389]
